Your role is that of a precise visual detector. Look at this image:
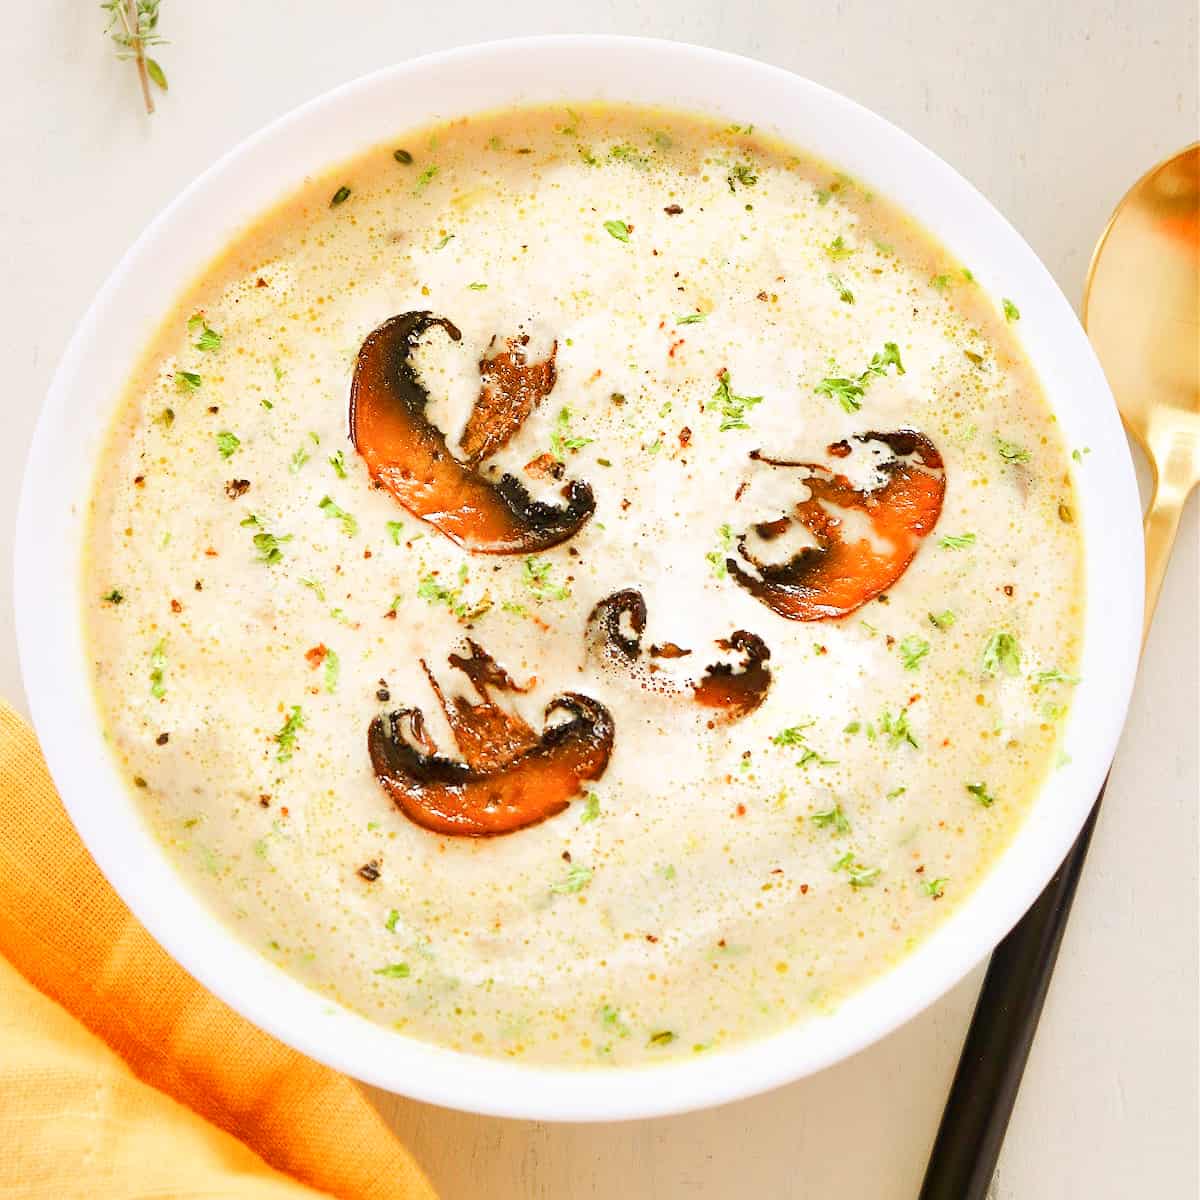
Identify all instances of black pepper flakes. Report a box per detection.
[155,733,169,746]
[358,861,381,882]
[225,479,251,499]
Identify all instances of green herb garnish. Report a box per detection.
[928,610,956,630]
[330,185,351,207]
[580,793,600,823]
[727,162,758,191]
[374,963,411,978]
[939,532,976,550]
[995,435,1031,464]
[188,314,222,352]
[523,556,569,602]
[921,877,948,898]
[713,369,763,431]
[550,406,593,460]
[323,649,340,694]
[825,235,854,260]
[898,636,931,671]
[103,589,124,605]
[149,639,166,699]
[827,273,855,304]
[648,1030,676,1047]
[879,706,919,749]
[603,219,632,242]
[705,523,734,578]
[215,431,240,459]
[328,450,347,478]
[274,705,304,762]
[175,370,202,392]
[318,495,358,537]
[100,0,166,114]
[981,631,1021,677]
[815,342,905,413]
[386,521,404,546]
[241,514,292,565]
[549,864,593,894]
[812,804,850,834]
[966,781,996,807]
[384,909,400,932]
[1002,298,1020,322]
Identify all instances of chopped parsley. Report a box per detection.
[939,532,976,550]
[188,314,222,352]
[149,639,166,699]
[1072,446,1092,463]
[241,514,292,565]
[825,235,854,260]
[175,370,202,392]
[886,785,907,800]
[1031,667,1080,687]
[467,281,488,291]
[415,164,438,189]
[898,635,931,671]
[676,312,707,324]
[300,577,325,602]
[215,431,240,459]
[921,877,948,898]
[1002,298,1021,322]
[816,342,905,413]
[374,963,411,978]
[580,792,601,823]
[713,369,763,431]
[318,495,358,537]
[608,143,650,168]
[523,556,569,602]
[929,609,956,630]
[827,272,855,304]
[603,219,631,242]
[102,589,124,605]
[772,723,815,747]
[386,521,404,546]
[417,565,492,621]
[433,232,454,250]
[931,274,952,290]
[274,705,304,762]
[289,445,310,473]
[832,853,880,887]
[966,781,996,807]
[726,162,758,191]
[981,631,1021,677]
[995,435,1031,464]
[384,909,400,933]
[323,649,340,693]
[549,864,593,894]
[812,803,850,834]
[648,1030,677,1047]
[705,523,735,578]
[330,185,351,207]
[550,406,593,460]
[879,706,919,749]
[599,1004,630,1036]
[328,450,347,478]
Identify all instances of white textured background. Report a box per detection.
[1,3,1196,1197]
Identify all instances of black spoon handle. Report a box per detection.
[918,780,1107,1200]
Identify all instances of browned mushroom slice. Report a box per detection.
[587,589,772,721]
[728,430,945,621]
[460,334,558,466]
[350,312,593,554]
[368,640,613,837]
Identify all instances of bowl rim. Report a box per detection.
[14,34,1143,1121]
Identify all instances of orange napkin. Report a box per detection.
[0,699,437,1200]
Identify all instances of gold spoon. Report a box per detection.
[1084,142,1200,629]
[920,144,1199,1200]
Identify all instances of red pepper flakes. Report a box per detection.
[735,803,746,817]
[668,338,685,358]
[170,599,182,614]
[305,644,328,669]
[800,883,809,894]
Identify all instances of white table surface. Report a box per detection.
[1,4,1196,1196]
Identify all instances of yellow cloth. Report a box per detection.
[0,699,437,1200]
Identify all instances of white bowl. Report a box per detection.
[14,36,1142,1121]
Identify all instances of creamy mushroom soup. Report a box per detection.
[84,105,1085,1066]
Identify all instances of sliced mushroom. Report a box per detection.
[460,334,558,466]
[368,640,613,836]
[350,312,593,554]
[587,589,772,721]
[728,430,945,620]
